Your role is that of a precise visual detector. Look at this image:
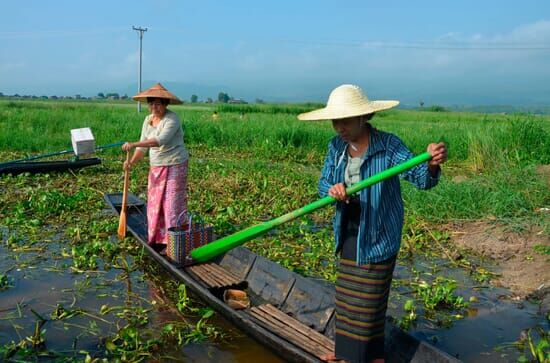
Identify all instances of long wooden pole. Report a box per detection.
[190,152,432,263]
[117,151,130,239]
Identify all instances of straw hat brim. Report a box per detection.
[298,100,399,121]
[132,83,183,105]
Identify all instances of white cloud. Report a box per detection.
[499,20,550,43]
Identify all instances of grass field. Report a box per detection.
[1,99,549,269]
[2,99,548,226]
[0,99,549,361]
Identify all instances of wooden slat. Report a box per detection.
[202,263,239,286]
[250,307,330,358]
[200,263,240,285]
[250,307,330,359]
[250,304,335,360]
[187,265,222,287]
[186,262,243,288]
[260,304,334,351]
[203,262,241,280]
[191,264,225,286]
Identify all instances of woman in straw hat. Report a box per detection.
[122,83,189,251]
[298,84,447,363]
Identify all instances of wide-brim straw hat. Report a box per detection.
[132,82,182,105]
[297,84,399,121]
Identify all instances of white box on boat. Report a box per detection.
[71,127,95,156]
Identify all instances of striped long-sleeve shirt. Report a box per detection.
[318,126,440,264]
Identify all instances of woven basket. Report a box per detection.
[167,212,212,267]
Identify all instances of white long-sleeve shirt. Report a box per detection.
[136,109,189,166]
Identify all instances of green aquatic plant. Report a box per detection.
[51,304,84,320]
[397,299,418,330]
[103,325,158,362]
[175,284,198,315]
[500,327,550,363]
[0,273,12,290]
[414,276,468,311]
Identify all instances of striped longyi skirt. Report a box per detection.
[335,199,396,362]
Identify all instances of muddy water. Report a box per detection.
[390,257,548,362]
[0,237,283,362]
[0,235,546,362]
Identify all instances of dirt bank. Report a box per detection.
[448,221,549,299]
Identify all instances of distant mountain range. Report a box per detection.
[3,80,549,114]
[119,80,550,114]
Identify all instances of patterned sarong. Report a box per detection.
[334,198,396,362]
[147,161,188,245]
[335,257,396,362]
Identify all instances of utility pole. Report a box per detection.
[132,26,147,113]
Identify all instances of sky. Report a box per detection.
[1,1,549,106]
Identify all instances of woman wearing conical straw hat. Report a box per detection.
[122,83,189,252]
[298,85,447,363]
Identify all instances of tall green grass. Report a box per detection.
[2,100,548,167]
[1,99,548,232]
[215,102,324,115]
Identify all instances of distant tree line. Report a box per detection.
[0,89,266,104]
[0,91,129,100]
[188,91,251,104]
[1,89,266,105]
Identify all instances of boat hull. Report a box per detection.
[0,158,101,175]
[104,193,461,363]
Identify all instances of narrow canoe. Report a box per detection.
[104,193,462,363]
[0,158,101,176]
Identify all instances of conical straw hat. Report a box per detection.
[297,84,399,121]
[132,83,182,105]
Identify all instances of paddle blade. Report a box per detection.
[117,209,127,239]
[118,151,130,240]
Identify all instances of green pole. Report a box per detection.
[190,152,432,263]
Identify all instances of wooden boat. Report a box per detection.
[0,157,101,176]
[104,193,462,363]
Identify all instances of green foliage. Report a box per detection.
[215,102,324,115]
[0,99,549,361]
[217,92,230,103]
[0,273,12,290]
[70,240,105,270]
[422,105,448,112]
[103,326,158,362]
[534,244,550,256]
[175,284,196,314]
[414,276,469,311]
[514,327,550,363]
[397,299,418,330]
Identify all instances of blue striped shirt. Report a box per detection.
[318,126,440,264]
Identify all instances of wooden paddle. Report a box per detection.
[117,151,130,239]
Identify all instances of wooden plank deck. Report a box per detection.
[250,304,335,360]
[186,262,244,288]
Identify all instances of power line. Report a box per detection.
[0,27,128,39]
[133,26,147,113]
[280,39,550,51]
